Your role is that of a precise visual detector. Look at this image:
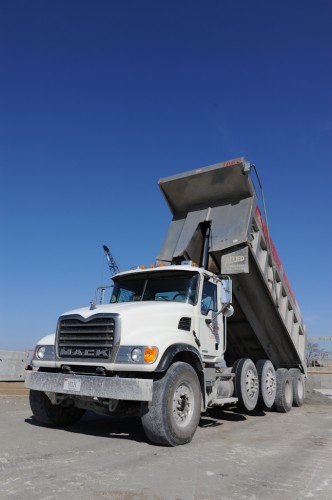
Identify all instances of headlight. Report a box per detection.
[34,345,55,361]
[116,346,158,364]
[131,348,143,362]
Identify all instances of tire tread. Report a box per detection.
[141,362,201,446]
[274,368,293,413]
[29,390,85,427]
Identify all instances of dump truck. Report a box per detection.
[25,157,306,446]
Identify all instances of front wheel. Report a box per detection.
[141,362,202,446]
[29,390,86,427]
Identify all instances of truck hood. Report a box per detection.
[60,301,195,345]
[61,301,194,319]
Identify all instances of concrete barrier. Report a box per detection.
[0,351,29,381]
[306,372,332,391]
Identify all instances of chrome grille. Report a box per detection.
[58,316,115,359]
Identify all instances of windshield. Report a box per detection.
[111,271,199,305]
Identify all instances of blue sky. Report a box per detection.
[0,0,331,351]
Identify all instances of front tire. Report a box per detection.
[29,390,86,427]
[141,362,201,446]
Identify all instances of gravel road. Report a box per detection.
[0,387,331,500]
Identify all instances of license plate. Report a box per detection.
[63,377,81,392]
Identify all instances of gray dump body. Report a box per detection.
[157,158,306,372]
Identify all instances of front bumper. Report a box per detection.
[25,370,153,401]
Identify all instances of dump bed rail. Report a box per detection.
[157,158,306,371]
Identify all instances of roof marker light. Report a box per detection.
[181,259,196,266]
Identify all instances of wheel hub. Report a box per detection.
[173,383,194,425]
[265,369,276,397]
[245,369,259,400]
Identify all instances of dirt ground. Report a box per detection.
[0,382,29,396]
[1,391,332,500]
[1,382,332,499]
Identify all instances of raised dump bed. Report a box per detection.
[157,157,306,372]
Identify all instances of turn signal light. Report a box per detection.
[144,347,158,363]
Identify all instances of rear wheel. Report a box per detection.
[256,360,276,410]
[289,368,305,407]
[141,362,201,446]
[29,390,86,427]
[274,368,293,412]
[233,358,259,411]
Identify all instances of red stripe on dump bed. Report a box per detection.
[223,158,242,167]
[255,206,297,306]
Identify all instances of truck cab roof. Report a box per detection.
[112,264,214,281]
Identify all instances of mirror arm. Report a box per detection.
[205,303,231,324]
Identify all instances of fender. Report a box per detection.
[155,343,203,373]
[155,343,207,410]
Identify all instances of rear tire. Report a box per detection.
[141,362,201,446]
[256,360,276,410]
[29,390,85,427]
[233,358,259,411]
[289,368,305,407]
[274,369,293,413]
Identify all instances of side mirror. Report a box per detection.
[223,304,234,318]
[206,277,234,322]
[221,278,232,305]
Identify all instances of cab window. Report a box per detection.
[201,281,217,315]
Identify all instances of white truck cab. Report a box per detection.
[32,265,232,371]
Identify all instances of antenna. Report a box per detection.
[102,245,120,276]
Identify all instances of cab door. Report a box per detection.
[198,279,224,359]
